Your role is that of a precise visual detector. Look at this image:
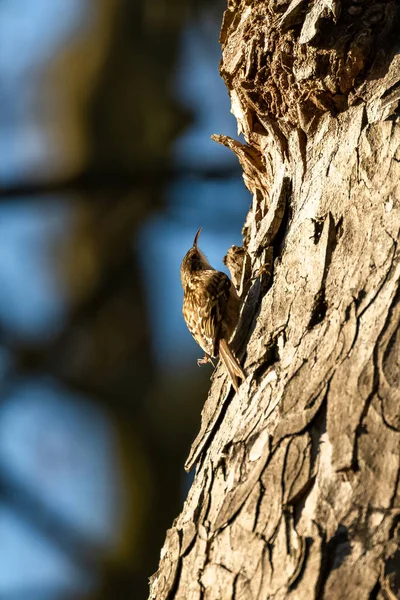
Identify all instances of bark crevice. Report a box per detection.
[149,2,400,598]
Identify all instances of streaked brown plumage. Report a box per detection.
[180,228,245,391]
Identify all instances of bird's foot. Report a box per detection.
[197,355,216,368]
[252,262,271,280]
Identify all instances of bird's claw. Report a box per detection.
[197,355,216,368]
[252,262,271,280]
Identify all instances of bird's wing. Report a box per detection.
[183,270,231,357]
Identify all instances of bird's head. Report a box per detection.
[180,228,211,285]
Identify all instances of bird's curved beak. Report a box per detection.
[193,227,202,248]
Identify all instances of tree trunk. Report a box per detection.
[149,2,400,598]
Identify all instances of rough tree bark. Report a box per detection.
[149,1,400,598]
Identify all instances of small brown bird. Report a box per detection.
[180,228,246,391]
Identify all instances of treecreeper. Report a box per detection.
[180,228,246,392]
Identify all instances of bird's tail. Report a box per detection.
[219,338,246,392]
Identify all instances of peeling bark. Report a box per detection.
[149,1,400,598]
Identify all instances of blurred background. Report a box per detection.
[0,1,249,598]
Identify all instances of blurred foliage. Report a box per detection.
[0,0,232,599]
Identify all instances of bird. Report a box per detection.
[180,228,246,392]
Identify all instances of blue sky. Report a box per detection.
[0,3,249,596]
